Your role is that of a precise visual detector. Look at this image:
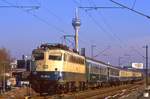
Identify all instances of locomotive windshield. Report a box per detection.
[33,52,44,60]
[49,54,62,61]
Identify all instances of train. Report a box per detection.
[29,43,143,94]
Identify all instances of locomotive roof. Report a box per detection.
[41,43,69,50]
[34,43,79,53]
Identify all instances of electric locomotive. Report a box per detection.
[30,43,86,94]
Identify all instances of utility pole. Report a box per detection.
[124,54,131,66]
[143,45,149,97]
[118,56,123,67]
[29,59,31,97]
[103,54,110,64]
[63,35,75,47]
[146,45,148,88]
[91,45,96,59]
[3,63,5,93]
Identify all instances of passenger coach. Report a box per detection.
[86,58,108,88]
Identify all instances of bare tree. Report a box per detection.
[0,48,12,80]
[0,48,11,62]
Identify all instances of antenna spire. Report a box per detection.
[75,7,79,19]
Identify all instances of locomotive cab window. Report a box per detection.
[49,54,62,61]
[33,53,44,60]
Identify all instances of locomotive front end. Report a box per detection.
[30,48,64,94]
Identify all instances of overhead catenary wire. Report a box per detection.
[84,0,124,57]
[132,0,137,9]
[0,5,39,9]
[87,0,139,60]
[87,0,126,48]
[109,0,149,59]
[77,0,127,51]
[81,8,125,50]
[72,0,115,56]
[79,38,112,57]
[94,46,111,58]
[34,0,75,46]
[79,6,124,9]
[0,0,40,9]
[1,0,68,35]
[87,0,147,59]
[27,11,67,34]
[73,0,125,53]
[34,0,73,42]
[83,11,119,51]
[2,0,79,49]
[72,0,81,6]
[42,7,66,25]
[110,0,150,19]
[74,0,146,61]
[35,0,69,28]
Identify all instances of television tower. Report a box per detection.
[72,8,81,52]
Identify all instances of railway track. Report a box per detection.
[33,81,144,99]
[0,81,143,99]
[70,83,143,99]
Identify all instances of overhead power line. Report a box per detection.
[73,0,125,51]
[108,0,150,58]
[0,5,39,9]
[1,0,68,34]
[26,11,67,34]
[87,0,148,59]
[110,0,150,19]
[72,0,81,6]
[80,8,126,50]
[43,7,66,25]
[132,0,137,9]
[94,46,111,58]
[79,6,123,9]
[72,0,116,56]
[86,0,126,48]
[86,0,126,57]
[75,0,146,60]
[0,0,40,10]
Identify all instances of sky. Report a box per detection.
[0,0,150,67]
